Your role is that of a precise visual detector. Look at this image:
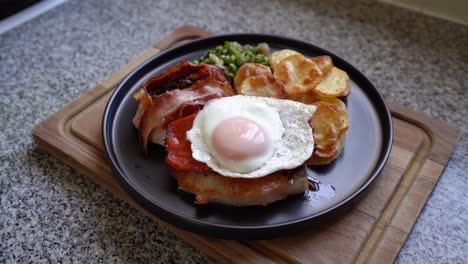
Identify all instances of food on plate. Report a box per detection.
[269,50,349,100]
[132,60,235,155]
[233,63,271,90]
[170,166,309,206]
[273,54,323,99]
[132,43,353,206]
[313,67,350,97]
[307,101,347,165]
[308,135,346,166]
[311,55,333,75]
[166,113,309,205]
[233,53,350,166]
[316,95,349,133]
[186,96,316,177]
[166,95,316,206]
[238,73,287,99]
[269,49,300,71]
[193,41,270,80]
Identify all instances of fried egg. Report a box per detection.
[186,95,316,178]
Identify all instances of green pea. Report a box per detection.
[208,55,218,64]
[229,47,240,57]
[259,56,269,63]
[245,51,254,59]
[254,55,263,63]
[193,42,272,79]
[226,41,241,51]
[236,57,245,66]
[219,54,228,61]
[225,41,235,50]
[222,57,230,64]
[225,72,234,80]
[204,50,213,57]
[230,51,242,65]
[228,63,237,72]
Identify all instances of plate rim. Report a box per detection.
[102,33,393,239]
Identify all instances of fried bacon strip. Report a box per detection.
[132,61,235,155]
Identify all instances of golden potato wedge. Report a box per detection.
[234,63,271,91]
[290,91,320,105]
[269,49,301,71]
[309,101,342,147]
[238,73,287,98]
[306,100,348,165]
[292,94,349,134]
[311,55,333,75]
[313,66,350,97]
[307,134,345,165]
[316,95,349,134]
[273,54,323,98]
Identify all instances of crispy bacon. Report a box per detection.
[132,60,235,155]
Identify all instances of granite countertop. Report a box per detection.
[1,0,467,263]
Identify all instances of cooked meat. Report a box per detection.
[170,167,308,206]
[132,60,235,155]
[165,113,308,206]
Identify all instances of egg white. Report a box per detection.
[187,95,317,178]
[188,96,283,173]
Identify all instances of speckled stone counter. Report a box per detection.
[1,0,467,263]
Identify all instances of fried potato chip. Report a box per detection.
[316,95,349,134]
[311,55,333,75]
[313,67,350,97]
[269,49,301,71]
[307,134,345,165]
[289,94,348,134]
[290,91,320,105]
[234,63,272,91]
[306,100,348,165]
[309,101,342,147]
[273,54,323,98]
[238,73,287,98]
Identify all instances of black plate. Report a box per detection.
[102,34,393,240]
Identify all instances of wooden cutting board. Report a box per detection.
[32,25,460,264]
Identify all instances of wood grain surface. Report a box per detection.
[32,25,460,264]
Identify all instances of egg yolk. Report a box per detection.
[211,117,270,161]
